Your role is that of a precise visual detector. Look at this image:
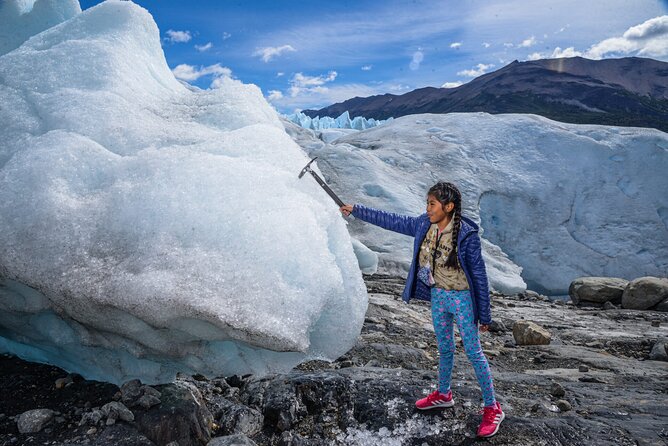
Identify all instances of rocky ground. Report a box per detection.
[1,274,667,446]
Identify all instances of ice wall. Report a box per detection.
[302,114,667,295]
[0,0,367,385]
[288,111,392,131]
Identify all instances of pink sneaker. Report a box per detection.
[415,390,455,410]
[477,401,505,437]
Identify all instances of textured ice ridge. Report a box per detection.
[0,0,368,384]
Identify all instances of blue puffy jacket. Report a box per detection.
[352,204,492,325]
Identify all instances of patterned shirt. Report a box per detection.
[418,219,469,291]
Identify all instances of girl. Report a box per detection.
[340,181,504,438]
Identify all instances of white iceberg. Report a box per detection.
[0,0,367,385]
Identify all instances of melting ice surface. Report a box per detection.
[0,0,367,385]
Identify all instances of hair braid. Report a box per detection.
[427,181,463,270]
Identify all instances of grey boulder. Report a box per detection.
[621,277,668,310]
[569,277,628,305]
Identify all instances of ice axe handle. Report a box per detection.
[308,170,345,207]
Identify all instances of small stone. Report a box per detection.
[550,382,565,398]
[55,376,73,389]
[556,400,572,412]
[488,320,507,333]
[649,341,668,361]
[651,320,661,327]
[120,379,143,406]
[415,341,428,349]
[17,409,55,433]
[86,427,97,435]
[79,409,104,426]
[137,394,161,409]
[512,320,551,345]
[585,341,603,349]
[578,375,606,384]
[578,365,589,372]
[603,301,617,310]
[140,385,162,399]
[101,401,134,423]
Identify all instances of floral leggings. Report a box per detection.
[431,287,497,406]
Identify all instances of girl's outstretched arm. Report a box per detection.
[340,203,420,237]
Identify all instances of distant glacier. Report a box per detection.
[287,111,393,131]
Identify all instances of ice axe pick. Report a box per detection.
[298,157,345,207]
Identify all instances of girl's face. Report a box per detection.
[426,194,454,225]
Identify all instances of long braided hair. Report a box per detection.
[427,182,462,269]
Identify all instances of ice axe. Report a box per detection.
[298,157,345,207]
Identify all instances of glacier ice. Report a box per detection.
[0,0,81,57]
[287,111,392,131]
[297,113,668,295]
[0,0,367,385]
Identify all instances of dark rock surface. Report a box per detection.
[1,274,667,445]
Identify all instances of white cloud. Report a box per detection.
[551,46,583,58]
[287,71,338,97]
[482,42,491,48]
[409,50,424,70]
[623,15,668,39]
[457,63,494,77]
[270,82,385,112]
[450,42,462,49]
[361,65,373,71]
[442,81,463,88]
[172,63,232,82]
[388,84,411,92]
[267,90,283,101]
[195,42,213,52]
[253,45,296,62]
[277,72,285,77]
[222,32,232,40]
[519,36,536,48]
[586,15,668,59]
[503,42,514,48]
[165,29,192,43]
[527,52,543,60]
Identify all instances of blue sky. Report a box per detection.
[80,0,668,114]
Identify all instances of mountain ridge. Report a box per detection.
[304,57,668,132]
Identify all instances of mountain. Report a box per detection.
[304,57,668,132]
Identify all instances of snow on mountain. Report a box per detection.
[0,0,367,385]
[288,114,668,295]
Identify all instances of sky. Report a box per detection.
[80,0,668,114]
